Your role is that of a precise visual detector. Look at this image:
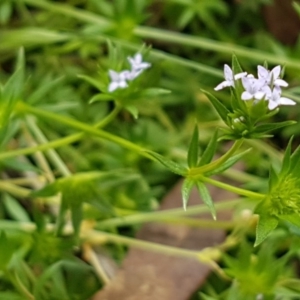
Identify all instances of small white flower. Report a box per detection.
[241,76,266,100]
[257,65,288,87]
[123,69,143,81]
[108,70,128,92]
[127,53,151,73]
[214,64,247,91]
[264,86,296,110]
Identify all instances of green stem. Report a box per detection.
[7,271,35,300]
[26,116,71,177]
[84,230,220,262]
[0,181,31,198]
[189,139,244,175]
[134,26,300,70]
[16,102,153,160]
[199,176,265,200]
[21,0,300,70]
[0,103,122,162]
[97,199,239,229]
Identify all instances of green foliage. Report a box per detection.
[0,0,300,298]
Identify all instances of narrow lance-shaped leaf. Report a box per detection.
[268,165,279,192]
[146,151,187,176]
[0,48,25,144]
[255,121,296,134]
[254,201,278,246]
[231,54,245,97]
[181,178,194,211]
[187,124,199,168]
[71,204,83,238]
[205,148,252,176]
[202,90,230,125]
[196,181,216,220]
[232,54,244,74]
[78,74,105,92]
[198,129,218,166]
[290,145,300,177]
[0,232,14,270]
[255,214,278,247]
[280,136,293,175]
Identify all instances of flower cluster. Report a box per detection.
[108,53,151,93]
[214,64,296,110]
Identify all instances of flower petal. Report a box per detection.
[274,78,288,87]
[214,80,231,91]
[271,65,281,79]
[257,65,268,79]
[108,70,119,81]
[224,64,233,81]
[268,100,278,110]
[241,91,253,100]
[279,97,296,106]
[108,82,119,92]
[234,72,247,80]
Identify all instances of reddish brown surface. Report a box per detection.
[93,179,234,300]
[263,0,300,45]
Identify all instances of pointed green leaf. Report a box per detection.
[205,148,252,176]
[181,178,194,210]
[255,201,278,246]
[78,74,104,92]
[255,214,278,246]
[187,124,199,168]
[3,194,31,222]
[281,214,300,228]
[255,121,296,134]
[0,232,14,270]
[231,55,245,96]
[232,54,243,74]
[71,204,83,237]
[146,151,187,175]
[290,145,300,176]
[280,136,293,175]
[196,181,216,219]
[31,182,58,198]
[0,49,25,144]
[198,129,218,166]
[125,105,138,119]
[202,90,230,125]
[268,165,279,192]
[89,93,114,103]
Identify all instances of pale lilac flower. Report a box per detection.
[257,65,288,87]
[263,86,296,110]
[128,53,151,73]
[108,70,128,92]
[241,76,266,100]
[123,69,143,81]
[214,64,247,91]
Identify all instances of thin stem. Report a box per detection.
[84,230,217,261]
[134,26,300,70]
[7,271,35,300]
[26,116,72,177]
[82,243,111,285]
[22,122,55,183]
[0,103,122,162]
[0,181,31,198]
[21,0,300,70]
[17,102,154,160]
[189,139,244,175]
[199,176,265,200]
[94,102,122,128]
[96,199,240,229]
[0,133,81,161]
